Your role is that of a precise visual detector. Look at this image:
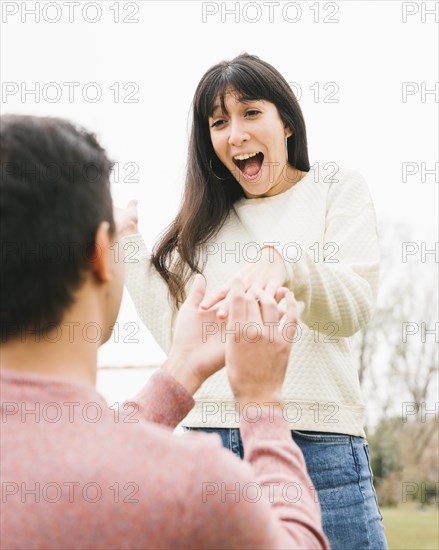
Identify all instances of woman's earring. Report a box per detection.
[285,136,289,163]
[209,157,228,181]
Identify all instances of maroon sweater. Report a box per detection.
[0,367,329,549]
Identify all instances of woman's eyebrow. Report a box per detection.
[210,104,227,117]
[240,98,264,106]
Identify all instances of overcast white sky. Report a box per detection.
[2,1,437,404]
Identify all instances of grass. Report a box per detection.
[382,503,438,550]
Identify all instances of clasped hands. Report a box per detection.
[164,273,297,406]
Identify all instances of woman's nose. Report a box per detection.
[228,119,249,147]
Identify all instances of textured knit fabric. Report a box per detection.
[0,367,329,550]
[123,166,380,436]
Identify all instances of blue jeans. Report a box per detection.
[184,427,388,550]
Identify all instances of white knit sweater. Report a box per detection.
[122,166,380,436]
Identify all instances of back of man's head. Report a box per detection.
[0,115,115,343]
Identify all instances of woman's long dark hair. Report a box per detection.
[151,53,310,311]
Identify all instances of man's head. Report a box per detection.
[0,115,123,345]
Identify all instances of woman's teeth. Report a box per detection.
[233,152,261,161]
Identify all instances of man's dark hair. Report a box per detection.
[0,115,115,342]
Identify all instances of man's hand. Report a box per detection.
[113,200,139,238]
[200,246,288,320]
[163,274,227,395]
[225,278,297,406]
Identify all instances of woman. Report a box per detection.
[117,53,387,549]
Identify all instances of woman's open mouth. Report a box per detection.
[232,152,264,181]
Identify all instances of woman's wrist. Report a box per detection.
[260,245,288,282]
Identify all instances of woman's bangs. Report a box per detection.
[200,68,272,119]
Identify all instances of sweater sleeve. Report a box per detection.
[120,370,195,429]
[185,408,329,549]
[120,233,174,352]
[282,170,380,338]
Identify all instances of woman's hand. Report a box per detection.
[113,200,139,238]
[200,246,288,319]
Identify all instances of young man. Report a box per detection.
[0,115,328,549]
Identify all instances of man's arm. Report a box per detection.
[181,407,329,549]
[123,369,195,429]
[123,370,328,549]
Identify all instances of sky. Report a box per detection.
[2,1,437,407]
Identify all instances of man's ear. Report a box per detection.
[90,221,112,283]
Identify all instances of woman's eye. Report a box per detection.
[211,119,226,128]
[246,110,260,117]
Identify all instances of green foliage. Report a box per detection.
[367,417,403,483]
[406,479,438,507]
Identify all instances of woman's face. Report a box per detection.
[208,90,294,198]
